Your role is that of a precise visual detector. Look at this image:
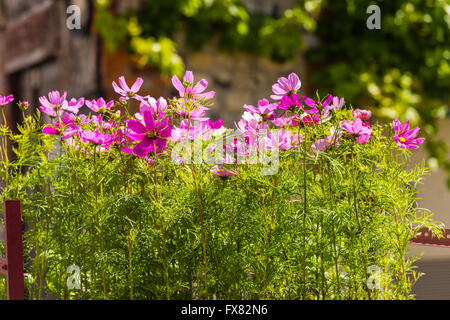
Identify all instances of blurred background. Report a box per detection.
[0,0,449,299]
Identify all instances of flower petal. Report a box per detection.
[118,76,131,92]
[192,79,208,95]
[126,119,147,134]
[171,75,185,96]
[130,77,144,93]
[143,110,156,131]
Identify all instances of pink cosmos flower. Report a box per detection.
[341,118,373,144]
[235,118,260,148]
[64,98,84,114]
[264,129,293,151]
[392,119,425,149]
[172,70,215,100]
[0,94,14,106]
[236,118,256,133]
[244,99,278,119]
[321,95,343,118]
[223,138,249,160]
[86,98,114,113]
[271,73,301,100]
[126,109,171,156]
[352,109,372,120]
[80,130,114,146]
[331,96,344,111]
[112,76,144,100]
[138,96,168,116]
[39,91,69,117]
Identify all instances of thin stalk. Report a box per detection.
[147,167,171,299]
[351,147,371,299]
[327,161,341,298]
[301,132,308,299]
[190,165,208,299]
[1,108,9,186]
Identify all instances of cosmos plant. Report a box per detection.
[0,72,437,301]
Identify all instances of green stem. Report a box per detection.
[351,147,371,300]
[190,165,208,299]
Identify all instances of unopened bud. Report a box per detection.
[18,101,29,111]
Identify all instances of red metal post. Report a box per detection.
[2,200,24,300]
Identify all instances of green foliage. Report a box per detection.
[94,0,314,76]
[308,0,450,183]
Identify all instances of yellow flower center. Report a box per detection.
[399,136,406,143]
[147,131,157,139]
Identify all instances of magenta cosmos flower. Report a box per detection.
[112,76,144,100]
[303,94,333,116]
[392,119,425,149]
[278,94,306,112]
[172,70,215,100]
[0,94,14,107]
[271,73,301,100]
[244,99,278,119]
[126,109,171,156]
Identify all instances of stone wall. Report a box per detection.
[183,44,307,125]
[0,0,99,107]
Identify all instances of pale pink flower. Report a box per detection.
[271,73,301,100]
[112,76,144,100]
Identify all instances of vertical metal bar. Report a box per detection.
[3,200,24,300]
